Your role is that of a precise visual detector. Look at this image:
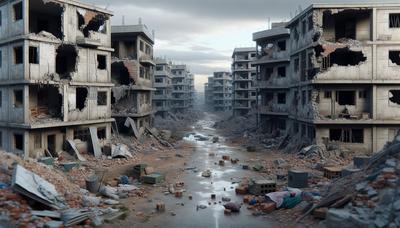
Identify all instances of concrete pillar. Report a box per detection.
[23,85,29,124]
[372,8,377,41]
[23,130,29,159]
[372,85,377,119]
[372,126,377,153]
[63,85,68,122]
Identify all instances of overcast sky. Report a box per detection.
[84,0,385,91]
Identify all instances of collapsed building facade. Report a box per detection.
[153,58,172,117]
[0,0,113,158]
[111,24,155,135]
[231,48,257,116]
[207,72,233,112]
[171,64,194,113]
[254,3,400,154]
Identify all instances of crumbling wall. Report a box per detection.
[375,86,400,120]
[75,7,110,46]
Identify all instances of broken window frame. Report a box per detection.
[389,13,400,28]
[13,2,23,21]
[97,54,107,70]
[29,46,39,64]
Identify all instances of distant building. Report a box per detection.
[153,59,173,117]
[171,65,193,113]
[232,48,257,116]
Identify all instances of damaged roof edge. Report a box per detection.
[111,25,155,44]
[286,3,400,27]
[52,0,113,16]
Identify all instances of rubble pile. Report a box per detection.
[155,110,204,139]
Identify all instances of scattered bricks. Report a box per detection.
[219,160,225,166]
[156,202,165,212]
[243,195,253,204]
[353,156,370,169]
[313,207,328,219]
[224,209,232,215]
[323,167,342,179]
[235,186,248,195]
[175,191,183,198]
[249,180,276,195]
[222,155,230,161]
[260,202,276,213]
[288,170,309,188]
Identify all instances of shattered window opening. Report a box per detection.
[56,44,78,79]
[336,91,356,106]
[97,55,107,70]
[389,13,400,28]
[14,134,23,151]
[14,46,23,65]
[76,88,88,111]
[111,62,134,85]
[389,90,400,105]
[277,67,286,77]
[29,0,63,39]
[277,93,286,104]
[329,47,367,67]
[14,90,23,108]
[32,86,63,120]
[13,2,23,21]
[29,46,39,64]
[97,91,107,106]
[389,51,400,65]
[79,11,108,37]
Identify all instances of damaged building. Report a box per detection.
[204,72,232,112]
[0,0,113,158]
[111,23,155,136]
[153,58,172,117]
[171,64,194,113]
[231,48,257,116]
[254,3,400,154]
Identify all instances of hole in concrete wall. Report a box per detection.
[329,47,366,67]
[278,67,286,77]
[277,41,286,51]
[31,86,62,120]
[76,88,88,111]
[389,90,400,105]
[78,10,108,37]
[97,55,107,70]
[14,90,23,108]
[56,44,78,79]
[111,62,134,85]
[277,93,286,104]
[13,2,23,21]
[29,0,63,39]
[97,91,107,106]
[389,51,400,65]
[314,45,324,58]
[14,134,23,150]
[336,90,356,105]
[390,14,400,28]
[29,46,39,64]
[14,46,23,64]
[329,128,363,143]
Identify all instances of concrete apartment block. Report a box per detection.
[204,76,214,109]
[111,24,155,134]
[188,73,195,108]
[232,47,257,116]
[154,58,172,117]
[171,64,192,113]
[211,72,233,112]
[0,0,114,158]
[254,3,400,154]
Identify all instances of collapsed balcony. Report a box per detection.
[29,85,63,124]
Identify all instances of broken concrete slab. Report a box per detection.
[89,127,102,158]
[124,117,140,139]
[66,139,87,162]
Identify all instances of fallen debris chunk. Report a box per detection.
[89,127,102,158]
[223,202,241,212]
[112,144,133,159]
[202,170,212,178]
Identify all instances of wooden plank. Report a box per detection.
[89,127,102,158]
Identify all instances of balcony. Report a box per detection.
[139,54,155,66]
[259,105,289,115]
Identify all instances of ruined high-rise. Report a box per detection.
[154,58,172,117]
[171,64,192,113]
[0,0,113,158]
[254,3,400,154]
[111,24,155,135]
[231,48,257,116]
[211,72,233,112]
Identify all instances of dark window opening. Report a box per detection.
[389,51,400,65]
[97,128,106,139]
[13,2,23,21]
[0,91,2,107]
[389,90,400,105]
[277,93,286,104]
[33,86,63,120]
[302,20,307,34]
[29,0,63,39]
[359,90,367,99]
[0,131,3,148]
[336,91,356,105]
[155,78,163,83]
[97,91,107,106]
[97,55,106,70]
[389,13,400,28]
[74,128,90,142]
[14,46,23,64]
[278,67,286,77]
[336,19,356,40]
[294,58,299,72]
[329,47,366,67]
[56,44,77,79]
[29,46,39,64]
[76,88,88,110]
[302,90,306,105]
[14,90,23,108]
[329,128,363,143]
[324,91,332,99]
[111,62,134,85]
[14,134,23,151]
[156,66,163,71]
[277,41,286,51]
[308,16,313,31]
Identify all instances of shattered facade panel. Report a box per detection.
[111,24,155,135]
[231,47,257,116]
[0,0,113,158]
[254,4,400,154]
